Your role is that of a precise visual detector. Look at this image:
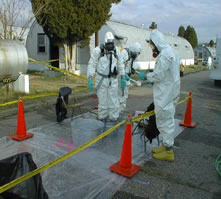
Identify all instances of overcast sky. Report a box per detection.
[111,0,221,43]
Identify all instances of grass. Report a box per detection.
[0,65,208,107]
[182,64,208,73]
[0,71,88,106]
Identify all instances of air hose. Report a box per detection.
[215,154,221,178]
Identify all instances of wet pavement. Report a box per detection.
[0,71,220,198]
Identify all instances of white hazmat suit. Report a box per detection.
[207,56,212,69]
[146,30,181,147]
[119,42,141,111]
[87,32,125,121]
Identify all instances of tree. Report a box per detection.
[0,0,48,41]
[178,25,185,38]
[184,25,198,48]
[209,40,215,47]
[30,0,121,73]
[149,22,157,30]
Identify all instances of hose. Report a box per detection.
[215,154,221,178]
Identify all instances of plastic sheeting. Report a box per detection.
[0,152,48,199]
[0,112,184,199]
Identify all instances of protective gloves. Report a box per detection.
[88,77,93,92]
[139,72,147,81]
[121,76,126,89]
[125,74,130,81]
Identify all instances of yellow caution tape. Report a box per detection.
[29,57,88,81]
[37,58,65,64]
[132,95,191,122]
[132,110,155,122]
[21,88,88,101]
[0,100,19,107]
[0,93,192,192]
[0,87,89,107]
[0,119,126,194]
[178,96,191,105]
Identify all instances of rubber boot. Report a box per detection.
[152,150,175,162]
[152,145,166,154]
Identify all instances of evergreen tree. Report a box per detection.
[209,40,215,47]
[30,0,121,72]
[178,25,185,38]
[149,22,157,29]
[184,25,198,48]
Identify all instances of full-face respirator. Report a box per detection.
[105,39,115,51]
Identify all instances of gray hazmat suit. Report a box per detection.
[87,32,125,120]
[146,30,181,147]
[119,43,141,112]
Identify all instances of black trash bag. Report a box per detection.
[143,102,160,143]
[56,87,72,122]
[0,152,48,199]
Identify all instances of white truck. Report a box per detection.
[209,38,221,86]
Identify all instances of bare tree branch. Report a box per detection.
[0,0,50,41]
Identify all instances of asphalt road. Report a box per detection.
[0,70,220,198]
[113,71,221,199]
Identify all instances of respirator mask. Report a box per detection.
[105,39,114,51]
[150,40,159,58]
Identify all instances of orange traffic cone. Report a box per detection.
[180,92,196,128]
[10,99,34,141]
[109,114,141,178]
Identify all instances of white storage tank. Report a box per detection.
[0,40,28,84]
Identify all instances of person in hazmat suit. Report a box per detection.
[207,56,212,70]
[139,29,181,161]
[87,32,126,121]
[119,42,142,112]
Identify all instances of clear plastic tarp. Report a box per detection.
[0,112,184,199]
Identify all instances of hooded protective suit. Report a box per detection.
[119,42,141,111]
[207,56,212,69]
[146,30,180,147]
[87,32,125,120]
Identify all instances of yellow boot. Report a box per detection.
[152,145,166,153]
[152,150,175,162]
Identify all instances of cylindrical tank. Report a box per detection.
[0,40,28,84]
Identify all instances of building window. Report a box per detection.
[38,33,46,53]
[199,52,202,58]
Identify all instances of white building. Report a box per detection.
[25,20,194,74]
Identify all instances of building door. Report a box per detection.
[50,42,59,68]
